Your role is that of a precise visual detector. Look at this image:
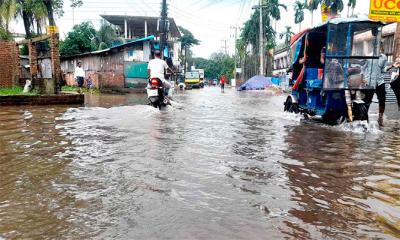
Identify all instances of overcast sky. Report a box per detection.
[10,0,372,58]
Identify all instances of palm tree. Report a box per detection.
[322,0,344,16]
[0,0,17,31]
[306,0,320,27]
[262,0,287,75]
[294,0,305,32]
[280,26,294,45]
[347,0,356,17]
[95,21,118,49]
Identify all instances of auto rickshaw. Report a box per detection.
[284,17,385,124]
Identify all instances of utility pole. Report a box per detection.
[231,26,240,76]
[259,0,264,76]
[221,40,228,55]
[159,0,168,59]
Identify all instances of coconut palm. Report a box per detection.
[347,0,356,17]
[0,0,17,31]
[280,26,294,45]
[306,0,320,27]
[294,0,305,32]
[322,0,344,16]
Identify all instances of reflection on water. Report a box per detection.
[0,89,399,239]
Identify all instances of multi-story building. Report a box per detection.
[100,15,182,67]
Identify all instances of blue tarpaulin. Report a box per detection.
[238,75,274,91]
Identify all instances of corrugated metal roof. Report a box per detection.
[61,35,155,59]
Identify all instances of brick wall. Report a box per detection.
[63,71,124,89]
[0,41,20,88]
[50,33,61,93]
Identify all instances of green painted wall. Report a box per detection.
[124,62,148,79]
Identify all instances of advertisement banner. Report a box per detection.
[369,0,400,22]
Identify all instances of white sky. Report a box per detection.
[9,0,371,58]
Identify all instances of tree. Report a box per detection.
[347,0,356,17]
[178,26,200,71]
[193,53,235,80]
[0,0,17,31]
[95,21,117,49]
[306,0,320,27]
[12,0,83,38]
[279,26,294,45]
[60,21,97,56]
[237,0,286,75]
[294,1,305,32]
[322,0,344,16]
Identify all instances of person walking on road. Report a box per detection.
[375,46,388,126]
[74,62,85,93]
[220,75,226,93]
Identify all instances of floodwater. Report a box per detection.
[0,87,400,240]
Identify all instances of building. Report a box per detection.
[61,36,154,89]
[100,15,181,67]
[273,46,290,76]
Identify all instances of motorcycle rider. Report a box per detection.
[147,50,174,92]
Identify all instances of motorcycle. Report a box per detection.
[147,78,170,110]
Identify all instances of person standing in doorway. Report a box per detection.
[220,74,226,93]
[74,61,85,93]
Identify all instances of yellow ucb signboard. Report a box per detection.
[46,25,58,34]
[369,0,400,22]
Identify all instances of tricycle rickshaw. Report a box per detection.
[284,17,385,124]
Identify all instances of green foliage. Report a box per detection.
[279,26,294,45]
[294,1,305,25]
[193,53,235,80]
[0,87,38,95]
[238,0,286,55]
[322,0,344,14]
[98,42,108,50]
[112,37,126,46]
[20,44,29,55]
[0,26,12,40]
[306,0,320,11]
[60,21,97,57]
[60,21,120,56]
[179,26,200,49]
[61,85,100,94]
[347,0,356,8]
[95,21,117,49]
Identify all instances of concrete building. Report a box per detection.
[100,15,181,67]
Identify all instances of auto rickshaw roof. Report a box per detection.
[290,16,385,46]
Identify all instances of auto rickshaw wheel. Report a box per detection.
[352,103,369,121]
[284,97,299,114]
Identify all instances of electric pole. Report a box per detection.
[231,26,240,76]
[259,0,264,76]
[220,40,228,55]
[159,0,168,59]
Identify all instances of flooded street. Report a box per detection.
[1,87,400,239]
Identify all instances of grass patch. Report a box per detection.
[61,85,100,94]
[0,87,38,96]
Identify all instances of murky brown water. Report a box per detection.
[0,88,399,240]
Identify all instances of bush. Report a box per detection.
[0,27,12,40]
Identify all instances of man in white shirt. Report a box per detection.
[74,62,85,89]
[147,50,173,89]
